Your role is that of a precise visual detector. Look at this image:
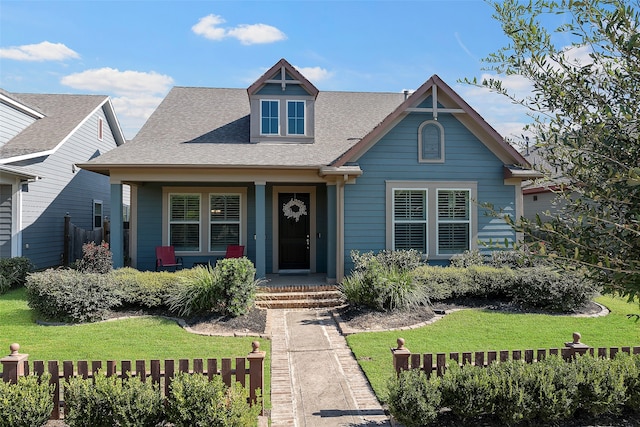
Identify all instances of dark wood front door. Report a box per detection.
[278,193,310,270]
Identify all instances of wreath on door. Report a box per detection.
[282,198,307,222]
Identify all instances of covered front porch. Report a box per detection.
[105,166,361,283]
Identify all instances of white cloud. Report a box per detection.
[294,66,332,82]
[61,68,174,139]
[0,41,79,62]
[227,24,286,45]
[61,68,173,96]
[192,14,286,45]
[111,95,165,139]
[192,14,227,41]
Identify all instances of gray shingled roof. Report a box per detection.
[0,93,108,159]
[84,87,405,168]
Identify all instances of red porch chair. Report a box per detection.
[155,246,183,271]
[224,245,245,259]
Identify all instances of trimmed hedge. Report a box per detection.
[511,267,598,312]
[388,353,640,426]
[0,257,32,295]
[25,268,122,323]
[112,267,181,309]
[0,374,54,427]
[166,372,261,427]
[64,371,164,427]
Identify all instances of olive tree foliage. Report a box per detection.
[467,0,639,300]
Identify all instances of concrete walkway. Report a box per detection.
[269,309,392,426]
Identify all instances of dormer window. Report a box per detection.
[248,59,319,144]
[261,100,279,135]
[287,101,305,135]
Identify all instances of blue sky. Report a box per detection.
[0,0,535,142]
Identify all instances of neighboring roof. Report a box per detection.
[80,87,405,170]
[0,92,126,162]
[0,164,39,180]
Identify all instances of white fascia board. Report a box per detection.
[0,93,45,119]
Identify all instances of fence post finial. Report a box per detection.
[247,341,266,415]
[1,343,29,384]
[565,332,589,359]
[391,338,411,376]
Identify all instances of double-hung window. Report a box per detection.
[392,189,428,252]
[387,182,475,258]
[287,101,305,135]
[93,200,103,229]
[169,194,200,251]
[437,190,471,254]
[261,100,279,135]
[209,194,241,252]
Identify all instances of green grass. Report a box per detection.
[0,287,271,408]
[346,295,640,401]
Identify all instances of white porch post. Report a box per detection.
[255,182,266,279]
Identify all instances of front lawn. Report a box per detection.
[0,287,271,408]
[347,295,640,401]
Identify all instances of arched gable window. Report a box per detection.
[418,120,444,163]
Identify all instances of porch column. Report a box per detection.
[110,183,124,269]
[326,183,337,283]
[254,182,266,279]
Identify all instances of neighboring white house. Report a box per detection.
[0,89,126,269]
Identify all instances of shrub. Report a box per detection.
[574,354,628,417]
[340,262,430,311]
[112,267,179,309]
[64,371,164,427]
[490,247,542,268]
[76,241,112,274]
[166,265,222,317]
[0,274,9,296]
[351,249,424,272]
[449,249,486,267]
[0,257,32,290]
[521,355,579,422]
[510,267,597,312]
[217,257,258,317]
[166,372,260,427]
[0,374,54,427]
[387,369,441,426]
[616,352,640,413]
[440,362,494,422]
[25,268,122,323]
[465,265,514,299]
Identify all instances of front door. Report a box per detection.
[278,192,310,270]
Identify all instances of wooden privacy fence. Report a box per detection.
[63,214,107,266]
[391,333,640,379]
[1,342,266,419]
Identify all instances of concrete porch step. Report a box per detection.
[256,285,344,309]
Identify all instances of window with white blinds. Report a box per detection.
[387,182,475,258]
[393,189,427,252]
[169,194,200,251]
[437,189,470,254]
[210,194,241,252]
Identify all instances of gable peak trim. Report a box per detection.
[247,58,319,98]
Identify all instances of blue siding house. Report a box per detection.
[80,59,537,282]
[0,90,126,269]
